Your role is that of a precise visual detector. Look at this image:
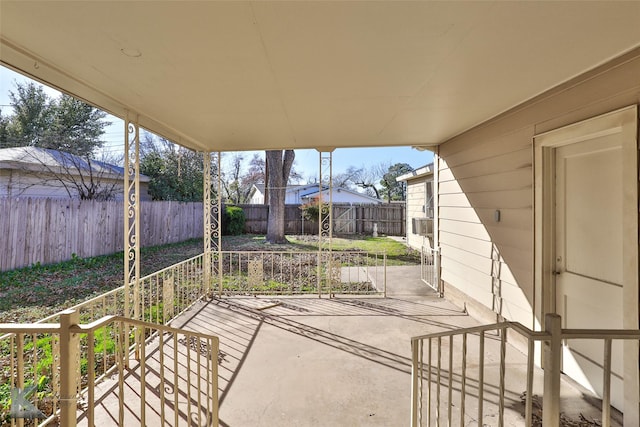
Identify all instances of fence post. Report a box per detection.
[543,313,561,427]
[59,309,80,427]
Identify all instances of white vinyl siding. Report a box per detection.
[438,130,533,327]
[405,175,433,249]
[437,51,640,329]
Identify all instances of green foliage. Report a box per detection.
[143,302,166,323]
[139,137,206,202]
[0,81,118,200]
[23,335,54,376]
[300,198,329,222]
[51,95,109,156]
[380,162,414,202]
[223,205,246,236]
[3,82,56,148]
[1,82,108,155]
[0,382,11,424]
[93,327,116,354]
[287,236,420,265]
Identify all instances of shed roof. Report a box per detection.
[0,147,150,182]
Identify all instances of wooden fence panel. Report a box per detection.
[237,204,268,234]
[355,204,405,236]
[234,204,317,235]
[333,205,357,234]
[238,203,405,236]
[0,198,204,271]
[0,199,405,271]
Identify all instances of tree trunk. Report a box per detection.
[265,150,295,244]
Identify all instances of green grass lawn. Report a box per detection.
[0,234,418,323]
[286,235,419,265]
[0,239,204,323]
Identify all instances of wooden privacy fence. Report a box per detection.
[238,203,405,237]
[0,199,405,271]
[0,198,203,271]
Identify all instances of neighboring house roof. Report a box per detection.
[299,186,381,204]
[249,183,381,204]
[0,147,150,182]
[249,183,324,198]
[250,183,321,196]
[396,163,434,182]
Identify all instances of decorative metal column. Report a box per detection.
[203,152,222,296]
[317,151,333,296]
[124,114,141,322]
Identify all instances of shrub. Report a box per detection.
[300,198,329,222]
[223,205,246,235]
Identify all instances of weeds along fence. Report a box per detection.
[0,198,405,271]
[0,198,203,271]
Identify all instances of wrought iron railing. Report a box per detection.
[215,250,386,296]
[420,245,440,296]
[0,310,219,427]
[5,253,208,330]
[0,249,385,425]
[138,253,208,324]
[411,314,638,427]
[0,255,211,426]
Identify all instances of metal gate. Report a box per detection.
[421,245,441,295]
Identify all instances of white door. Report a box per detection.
[535,106,638,418]
[554,132,625,409]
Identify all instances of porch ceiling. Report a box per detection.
[1,1,639,153]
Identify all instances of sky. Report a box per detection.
[0,65,433,181]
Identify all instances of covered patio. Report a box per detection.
[69,266,617,426]
[2,1,640,426]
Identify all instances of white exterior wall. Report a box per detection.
[0,169,151,201]
[248,191,264,204]
[405,175,432,250]
[309,189,381,204]
[250,186,380,204]
[437,49,640,329]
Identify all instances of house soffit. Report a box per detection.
[1,1,639,153]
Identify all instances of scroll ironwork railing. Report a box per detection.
[216,250,386,296]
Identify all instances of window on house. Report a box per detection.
[424,180,434,218]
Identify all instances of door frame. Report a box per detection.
[533,104,639,417]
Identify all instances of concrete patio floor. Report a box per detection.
[81,265,620,426]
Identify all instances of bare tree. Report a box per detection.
[346,163,388,200]
[331,168,359,189]
[239,152,302,205]
[10,147,123,200]
[221,153,246,203]
[265,150,295,244]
